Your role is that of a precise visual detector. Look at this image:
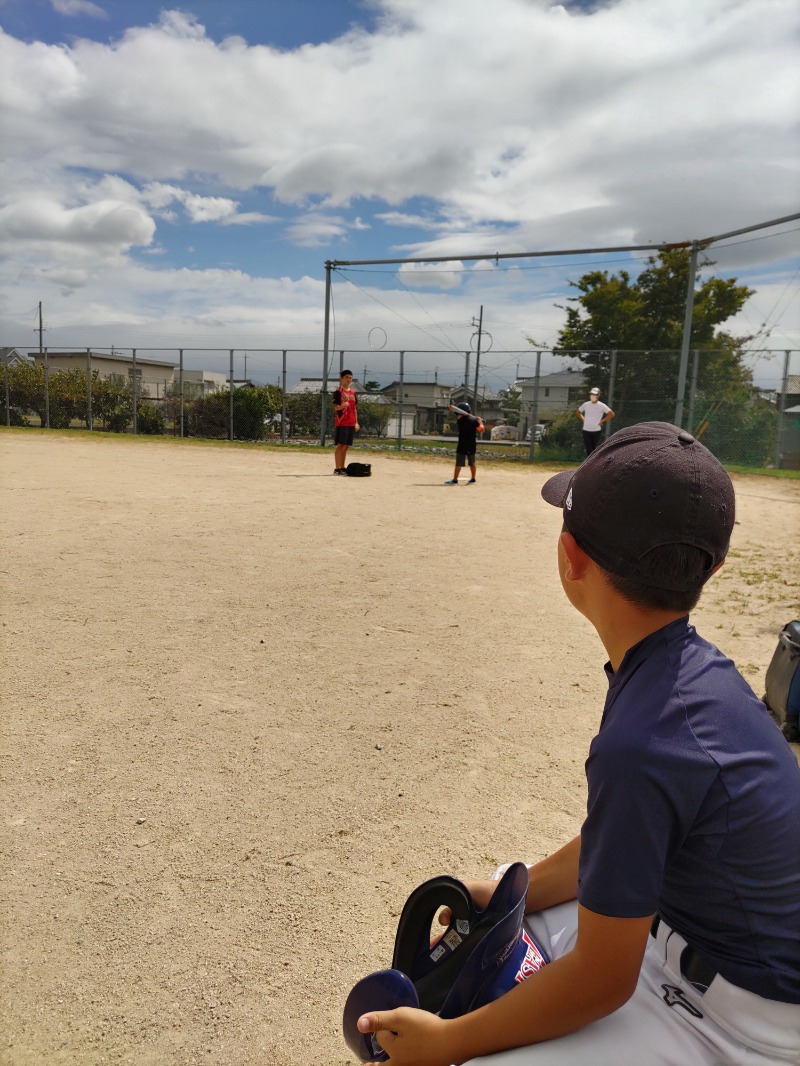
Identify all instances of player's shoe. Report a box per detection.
[466,478,476,484]
[333,468,346,475]
[444,479,459,485]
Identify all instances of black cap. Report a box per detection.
[455,402,471,414]
[541,422,735,592]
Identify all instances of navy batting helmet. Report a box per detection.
[342,862,548,1062]
[454,401,471,414]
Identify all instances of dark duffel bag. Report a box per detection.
[346,462,372,477]
[764,620,800,743]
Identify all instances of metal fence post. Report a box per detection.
[605,349,617,438]
[528,351,541,461]
[281,350,287,443]
[686,349,700,435]
[132,349,137,434]
[3,354,9,427]
[44,347,50,428]
[320,262,332,445]
[229,350,234,441]
[86,348,92,430]
[774,350,791,470]
[396,351,404,451]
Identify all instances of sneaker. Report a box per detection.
[444,479,459,485]
[333,468,346,475]
[466,478,476,484]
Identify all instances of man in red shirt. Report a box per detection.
[333,369,360,474]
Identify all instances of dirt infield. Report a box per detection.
[1,431,798,1066]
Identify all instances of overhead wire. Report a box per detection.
[333,267,466,352]
[699,250,800,352]
[390,270,462,352]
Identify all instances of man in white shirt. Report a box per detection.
[577,387,614,455]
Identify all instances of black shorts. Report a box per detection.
[456,450,476,467]
[335,426,355,446]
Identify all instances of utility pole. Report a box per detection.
[675,241,700,428]
[471,305,484,410]
[36,301,49,428]
[244,352,248,382]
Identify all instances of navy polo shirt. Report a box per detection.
[577,616,800,1003]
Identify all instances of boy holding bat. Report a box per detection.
[445,402,484,485]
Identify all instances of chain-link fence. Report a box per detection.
[2,346,798,469]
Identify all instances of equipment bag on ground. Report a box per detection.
[346,462,372,477]
[764,620,800,743]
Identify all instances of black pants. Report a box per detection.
[583,430,602,455]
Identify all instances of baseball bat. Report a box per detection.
[449,404,483,424]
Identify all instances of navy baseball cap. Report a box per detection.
[541,422,735,592]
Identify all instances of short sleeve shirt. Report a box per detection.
[578,400,610,432]
[577,617,800,1003]
[333,387,357,427]
[456,416,478,453]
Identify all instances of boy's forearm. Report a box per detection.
[446,946,629,1063]
[526,834,580,912]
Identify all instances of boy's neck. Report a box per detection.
[592,603,688,672]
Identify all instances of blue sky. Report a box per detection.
[0,0,798,389]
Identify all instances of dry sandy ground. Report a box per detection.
[1,431,798,1066]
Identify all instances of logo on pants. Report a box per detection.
[661,983,703,1018]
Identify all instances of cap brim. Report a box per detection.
[541,470,573,507]
[342,969,418,1062]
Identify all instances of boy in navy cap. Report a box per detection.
[357,423,800,1065]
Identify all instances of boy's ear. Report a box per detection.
[560,530,591,580]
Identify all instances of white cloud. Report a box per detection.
[0,197,154,250]
[0,0,797,359]
[284,213,354,247]
[51,0,107,18]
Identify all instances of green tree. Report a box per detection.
[91,373,134,432]
[188,392,229,439]
[555,249,756,427]
[499,384,521,427]
[258,384,284,434]
[284,391,333,437]
[136,401,166,435]
[49,366,89,428]
[357,398,391,437]
[7,360,47,422]
[6,361,87,428]
[231,386,269,440]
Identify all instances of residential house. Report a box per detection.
[31,350,178,398]
[1,347,31,367]
[515,370,587,437]
[289,377,365,394]
[380,380,454,433]
[448,384,504,427]
[180,369,229,397]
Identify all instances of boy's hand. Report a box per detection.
[358,1007,453,1066]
